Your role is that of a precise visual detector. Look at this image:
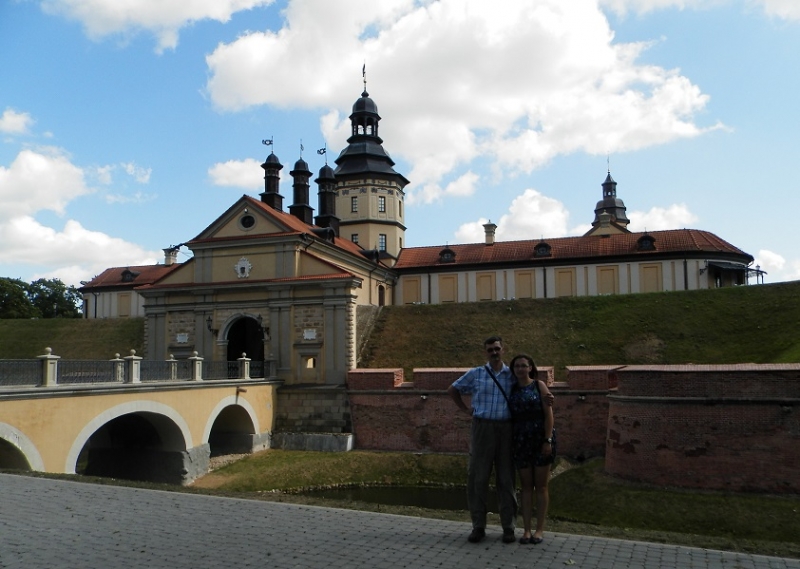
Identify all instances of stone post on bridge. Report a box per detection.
[37,347,60,387]
[123,350,142,384]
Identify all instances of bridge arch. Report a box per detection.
[203,395,264,456]
[65,400,193,475]
[0,423,45,471]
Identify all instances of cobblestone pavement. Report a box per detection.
[1,473,798,569]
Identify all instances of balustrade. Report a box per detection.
[0,348,275,387]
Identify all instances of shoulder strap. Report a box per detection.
[485,365,512,409]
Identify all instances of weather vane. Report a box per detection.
[317,144,327,164]
[262,137,273,147]
[362,62,367,91]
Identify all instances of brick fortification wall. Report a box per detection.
[347,364,800,494]
[606,364,800,494]
[346,366,611,458]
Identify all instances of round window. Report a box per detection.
[240,214,256,229]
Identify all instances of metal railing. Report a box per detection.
[58,360,120,384]
[0,360,41,387]
[0,349,273,388]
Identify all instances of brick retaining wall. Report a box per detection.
[605,365,800,493]
[346,364,800,494]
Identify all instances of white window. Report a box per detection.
[351,196,358,212]
[378,196,386,213]
[378,234,387,251]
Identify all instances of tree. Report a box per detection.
[0,277,38,318]
[27,278,82,318]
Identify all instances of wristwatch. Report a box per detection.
[545,437,553,444]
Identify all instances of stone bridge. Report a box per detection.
[0,359,278,484]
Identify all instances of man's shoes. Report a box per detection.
[502,529,516,543]
[467,528,486,543]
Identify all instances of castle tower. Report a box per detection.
[592,172,630,228]
[260,151,284,211]
[315,163,340,235]
[289,157,314,225]
[333,89,409,261]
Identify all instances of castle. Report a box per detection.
[80,88,756,384]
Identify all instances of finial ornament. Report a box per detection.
[300,139,304,156]
[362,62,367,91]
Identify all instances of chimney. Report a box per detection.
[163,246,179,266]
[483,222,497,246]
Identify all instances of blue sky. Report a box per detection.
[1,0,799,287]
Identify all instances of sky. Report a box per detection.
[1,0,799,287]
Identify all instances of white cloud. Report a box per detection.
[0,217,162,286]
[752,249,800,284]
[409,172,480,205]
[755,249,785,273]
[759,0,800,21]
[104,191,158,204]
[208,158,263,189]
[206,0,717,205]
[599,0,800,20]
[627,203,698,231]
[454,188,575,243]
[496,189,572,241]
[39,0,276,52]
[0,148,163,286]
[122,162,152,183]
[90,162,153,186]
[0,108,34,135]
[0,147,93,221]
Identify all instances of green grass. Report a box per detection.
[206,449,468,492]
[3,283,800,374]
[207,451,800,558]
[361,281,800,379]
[0,318,145,359]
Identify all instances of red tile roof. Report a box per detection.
[394,229,752,269]
[186,195,383,262]
[79,264,181,291]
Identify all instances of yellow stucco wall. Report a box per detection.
[0,381,277,474]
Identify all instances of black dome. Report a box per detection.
[353,90,379,115]
[318,164,335,179]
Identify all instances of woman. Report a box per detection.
[508,354,555,545]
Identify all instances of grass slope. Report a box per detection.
[0,318,145,360]
[2,282,799,370]
[361,281,800,379]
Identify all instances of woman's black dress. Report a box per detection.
[509,381,556,469]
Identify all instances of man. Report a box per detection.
[448,336,554,544]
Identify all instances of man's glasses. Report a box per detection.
[486,347,502,353]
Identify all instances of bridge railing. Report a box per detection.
[0,360,41,387]
[58,360,120,384]
[0,348,275,388]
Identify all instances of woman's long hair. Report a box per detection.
[509,354,538,380]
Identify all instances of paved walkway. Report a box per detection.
[1,473,797,569]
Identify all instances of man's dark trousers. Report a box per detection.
[467,417,517,531]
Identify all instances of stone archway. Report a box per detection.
[225,316,265,363]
